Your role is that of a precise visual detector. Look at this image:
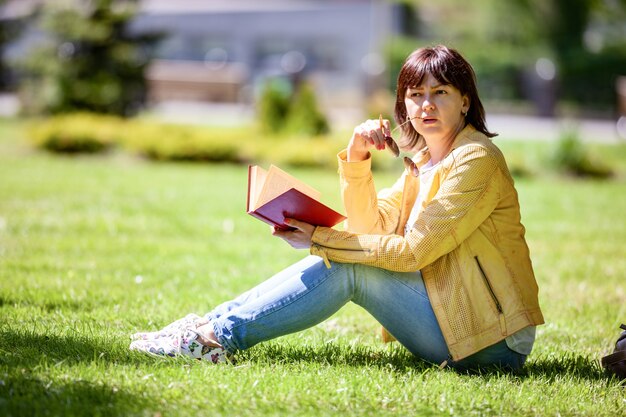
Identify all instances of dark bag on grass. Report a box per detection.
[601,323,626,380]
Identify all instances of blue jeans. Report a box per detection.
[206,256,526,370]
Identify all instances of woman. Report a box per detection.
[130,45,544,370]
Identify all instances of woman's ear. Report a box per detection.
[461,95,470,115]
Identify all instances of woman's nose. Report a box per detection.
[422,98,435,110]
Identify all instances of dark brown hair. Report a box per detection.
[394,45,497,152]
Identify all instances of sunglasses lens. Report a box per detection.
[385,136,400,157]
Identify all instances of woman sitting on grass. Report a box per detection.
[130,45,544,371]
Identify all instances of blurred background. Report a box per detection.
[1,0,625,165]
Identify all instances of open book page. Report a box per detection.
[255,165,321,208]
[248,165,269,211]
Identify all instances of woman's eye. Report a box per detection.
[436,89,447,94]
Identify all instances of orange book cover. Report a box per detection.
[247,165,346,231]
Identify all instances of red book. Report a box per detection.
[247,165,346,231]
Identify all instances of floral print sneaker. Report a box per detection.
[129,333,181,357]
[179,328,233,364]
[129,316,234,364]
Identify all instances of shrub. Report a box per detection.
[256,78,330,137]
[123,122,241,163]
[549,129,613,179]
[26,112,349,168]
[257,79,290,134]
[506,159,535,179]
[28,112,123,153]
[28,113,247,162]
[285,82,329,136]
[501,146,536,179]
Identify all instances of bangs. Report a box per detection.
[400,51,452,91]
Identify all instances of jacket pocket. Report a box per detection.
[475,256,507,335]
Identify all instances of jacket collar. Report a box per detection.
[413,124,478,168]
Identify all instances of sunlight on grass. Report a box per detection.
[1,118,625,416]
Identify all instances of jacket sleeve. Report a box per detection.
[310,146,501,272]
[337,150,406,235]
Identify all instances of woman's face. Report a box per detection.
[404,73,469,143]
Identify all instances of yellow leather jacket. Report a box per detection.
[310,125,544,360]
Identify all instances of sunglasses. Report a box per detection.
[380,114,420,177]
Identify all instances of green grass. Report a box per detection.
[1,117,625,416]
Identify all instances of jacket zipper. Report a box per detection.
[313,243,374,255]
[474,256,503,314]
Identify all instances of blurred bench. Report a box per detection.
[146,59,248,103]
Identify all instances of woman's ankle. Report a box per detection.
[194,322,222,348]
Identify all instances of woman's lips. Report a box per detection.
[422,117,437,124]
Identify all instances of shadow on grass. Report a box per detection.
[519,353,610,382]
[0,327,142,367]
[244,342,614,383]
[0,373,153,417]
[243,341,440,372]
[0,328,158,417]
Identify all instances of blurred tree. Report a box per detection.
[384,1,423,91]
[257,78,291,134]
[392,0,421,37]
[19,0,160,116]
[511,0,626,111]
[387,0,543,102]
[285,82,329,136]
[402,0,626,112]
[0,0,9,91]
[257,77,329,136]
[0,0,23,91]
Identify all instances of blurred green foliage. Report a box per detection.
[257,78,290,135]
[0,0,22,91]
[285,82,330,137]
[27,112,622,181]
[511,0,626,110]
[123,121,241,163]
[258,79,329,137]
[389,0,626,112]
[5,0,623,116]
[549,129,614,178]
[17,0,160,116]
[27,112,347,169]
[28,112,122,153]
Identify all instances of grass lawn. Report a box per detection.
[1,117,625,416]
